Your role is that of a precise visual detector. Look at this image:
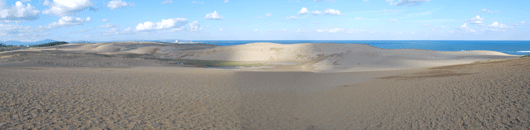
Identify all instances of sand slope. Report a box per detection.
[1,58,529,129]
[1,42,518,72]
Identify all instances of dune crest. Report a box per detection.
[2,42,518,72]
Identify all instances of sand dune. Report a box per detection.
[1,57,529,129]
[2,42,518,72]
[0,42,529,129]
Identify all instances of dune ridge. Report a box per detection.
[0,42,518,72]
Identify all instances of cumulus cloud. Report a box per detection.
[204,11,224,20]
[459,23,475,32]
[188,21,202,31]
[324,9,341,15]
[265,13,271,17]
[488,22,511,29]
[224,0,229,3]
[161,0,173,4]
[317,28,344,33]
[107,0,134,10]
[48,16,91,28]
[192,1,204,4]
[297,7,309,15]
[135,18,187,31]
[286,16,297,20]
[102,19,108,22]
[388,19,397,22]
[43,0,94,16]
[522,21,526,24]
[480,9,498,14]
[98,23,114,28]
[311,10,322,15]
[0,1,40,22]
[466,15,484,24]
[386,0,430,6]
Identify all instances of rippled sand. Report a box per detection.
[1,57,530,129]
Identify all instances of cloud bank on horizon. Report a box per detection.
[0,0,529,42]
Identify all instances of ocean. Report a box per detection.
[186,40,530,56]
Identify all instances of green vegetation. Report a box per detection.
[521,54,530,58]
[30,41,68,47]
[0,43,23,52]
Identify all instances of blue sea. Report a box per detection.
[182,40,530,56]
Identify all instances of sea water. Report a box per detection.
[190,40,530,56]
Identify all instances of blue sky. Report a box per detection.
[0,0,529,42]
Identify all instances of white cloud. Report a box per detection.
[282,29,287,31]
[48,16,91,28]
[467,15,484,24]
[136,18,188,31]
[192,1,204,4]
[107,0,134,10]
[297,7,309,15]
[224,0,229,3]
[311,21,320,24]
[254,29,258,32]
[20,0,31,2]
[286,16,297,20]
[488,22,511,29]
[102,19,108,22]
[161,0,173,4]
[188,21,202,31]
[480,9,498,14]
[204,11,224,20]
[43,0,94,16]
[388,19,397,22]
[459,23,475,32]
[422,24,430,27]
[324,9,341,15]
[0,1,40,22]
[0,24,48,38]
[265,13,271,17]
[522,21,526,24]
[411,31,415,34]
[317,28,344,33]
[219,28,223,31]
[386,0,430,6]
[98,23,114,28]
[99,27,135,36]
[440,26,445,28]
[311,10,322,15]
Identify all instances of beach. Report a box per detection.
[0,42,528,129]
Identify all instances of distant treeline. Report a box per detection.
[1,41,69,52]
[0,43,16,47]
[30,41,68,47]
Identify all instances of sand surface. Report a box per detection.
[0,42,518,72]
[1,42,529,129]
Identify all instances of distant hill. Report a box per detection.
[0,39,60,46]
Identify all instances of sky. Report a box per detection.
[0,0,529,42]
